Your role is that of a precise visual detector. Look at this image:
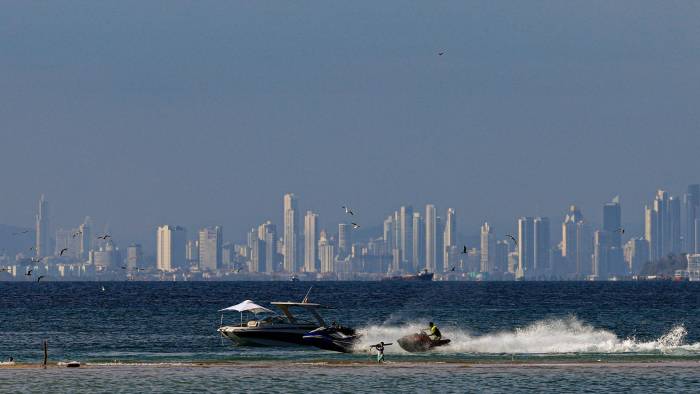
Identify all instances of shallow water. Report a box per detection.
[1,281,700,391]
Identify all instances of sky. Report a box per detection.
[1,1,699,251]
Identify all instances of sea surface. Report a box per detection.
[1,281,700,392]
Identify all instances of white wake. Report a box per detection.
[356,317,700,354]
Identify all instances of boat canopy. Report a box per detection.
[219,300,274,314]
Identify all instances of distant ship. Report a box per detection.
[382,269,434,281]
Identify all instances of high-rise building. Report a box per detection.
[283,193,299,273]
[412,212,425,270]
[126,243,143,269]
[669,196,682,255]
[603,197,622,249]
[624,237,649,275]
[156,225,187,272]
[318,230,335,273]
[35,194,50,258]
[480,222,494,273]
[517,217,535,279]
[338,223,351,259]
[186,239,199,265]
[304,211,319,272]
[534,217,550,276]
[443,208,456,272]
[562,205,591,277]
[78,217,92,261]
[494,240,509,273]
[436,216,445,272]
[593,230,609,279]
[198,226,222,271]
[400,206,414,270]
[55,228,79,258]
[248,228,264,273]
[684,184,700,253]
[425,204,437,272]
[258,221,277,273]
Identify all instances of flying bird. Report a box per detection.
[461,246,467,254]
[351,223,360,229]
[438,51,445,56]
[25,269,33,276]
[72,231,82,238]
[37,275,45,283]
[120,266,127,270]
[342,206,354,216]
[450,266,456,272]
[13,230,30,235]
[506,234,519,247]
[59,248,68,256]
[616,228,625,234]
[97,234,111,240]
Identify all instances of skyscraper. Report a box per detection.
[186,239,199,265]
[669,196,682,255]
[603,197,622,249]
[561,205,590,277]
[412,212,425,270]
[400,206,414,270]
[425,204,437,272]
[436,216,445,272]
[283,193,299,273]
[480,222,495,273]
[494,240,509,273]
[35,194,50,258]
[198,226,223,271]
[624,237,649,275]
[443,208,456,272]
[318,230,335,273]
[258,221,277,273]
[304,211,319,273]
[517,217,535,279]
[126,244,143,269]
[338,222,351,259]
[78,217,92,261]
[593,230,609,279]
[534,217,550,276]
[156,225,187,272]
[684,184,700,253]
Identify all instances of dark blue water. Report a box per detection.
[2,281,700,364]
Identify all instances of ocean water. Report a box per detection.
[1,281,700,392]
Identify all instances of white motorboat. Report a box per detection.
[217,299,329,347]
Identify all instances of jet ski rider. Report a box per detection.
[426,322,442,340]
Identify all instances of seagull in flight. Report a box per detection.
[97,234,111,240]
[342,206,354,216]
[437,51,445,56]
[461,246,467,254]
[59,248,68,256]
[616,228,625,234]
[351,222,360,229]
[506,234,518,247]
[450,266,456,272]
[72,230,82,238]
[25,269,33,276]
[37,275,45,283]
[120,266,127,270]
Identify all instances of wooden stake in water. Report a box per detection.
[43,340,47,369]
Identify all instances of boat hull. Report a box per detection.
[302,327,360,353]
[218,325,318,347]
[397,333,450,353]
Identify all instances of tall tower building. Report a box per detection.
[283,193,299,273]
[425,204,437,272]
[338,223,351,259]
[318,230,335,273]
[126,244,144,269]
[669,196,682,255]
[383,215,394,256]
[400,206,414,270]
[198,226,222,271]
[248,228,263,273]
[412,212,425,270]
[562,205,590,277]
[157,225,187,272]
[517,217,535,279]
[494,240,509,273]
[258,221,277,273]
[304,211,319,273]
[480,222,495,273]
[684,184,700,253]
[603,197,622,249]
[35,194,50,258]
[78,217,92,261]
[534,217,550,275]
[592,230,609,279]
[443,208,456,271]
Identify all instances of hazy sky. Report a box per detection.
[1,1,699,249]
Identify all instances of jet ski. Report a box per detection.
[397,332,450,353]
[303,325,361,353]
